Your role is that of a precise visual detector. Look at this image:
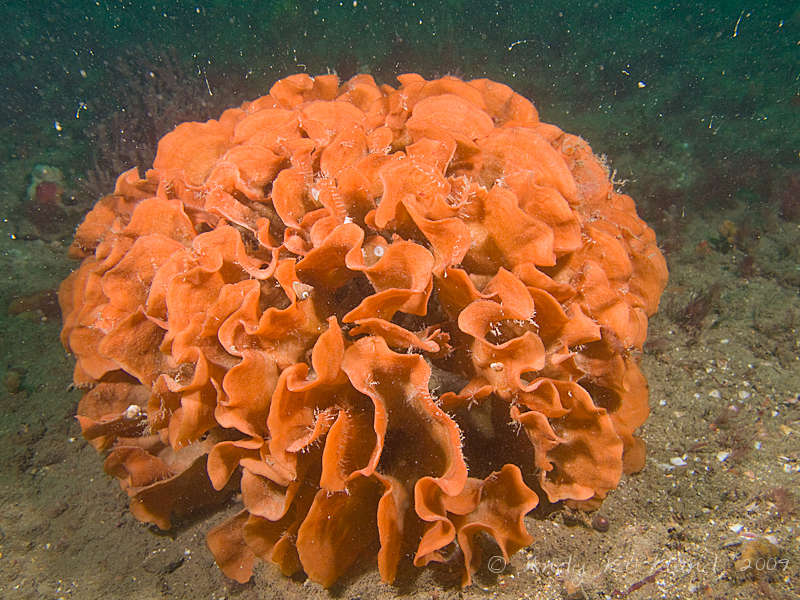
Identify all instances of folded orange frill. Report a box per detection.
[59,72,668,587]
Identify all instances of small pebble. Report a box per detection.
[670,457,687,466]
[735,538,779,572]
[3,370,22,394]
[738,390,751,400]
[716,451,730,462]
[709,389,721,399]
[564,580,587,600]
[591,514,610,532]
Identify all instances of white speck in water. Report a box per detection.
[490,362,503,371]
[374,245,384,257]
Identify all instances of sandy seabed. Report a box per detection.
[0,196,798,600]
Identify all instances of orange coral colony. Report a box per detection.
[59,73,668,587]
